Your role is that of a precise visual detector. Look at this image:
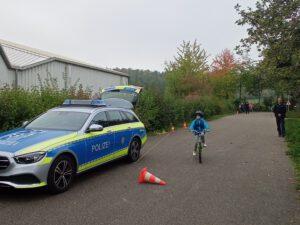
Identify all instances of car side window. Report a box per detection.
[123,111,139,123]
[107,110,124,126]
[120,111,130,123]
[91,112,109,127]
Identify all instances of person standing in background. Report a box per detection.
[245,102,250,114]
[272,98,287,137]
[249,103,254,112]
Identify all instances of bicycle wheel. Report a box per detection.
[198,143,202,163]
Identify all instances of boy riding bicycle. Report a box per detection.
[189,111,209,156]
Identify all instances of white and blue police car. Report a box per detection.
[0,99,147,193]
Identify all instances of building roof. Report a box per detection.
[0,39,128,77]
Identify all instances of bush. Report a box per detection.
[136,91,234,132]
[0,85,91,131]
[0,87,234,133]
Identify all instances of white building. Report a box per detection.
[0,39,128,93]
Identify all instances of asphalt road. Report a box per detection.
[0,113,299,225]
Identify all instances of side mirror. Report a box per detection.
[87,124,103,133]
[22,121,29,127]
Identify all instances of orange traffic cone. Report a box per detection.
[183,122,187,129]
[138,167,166,185]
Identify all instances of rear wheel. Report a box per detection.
[47,155,75,194]
[127,138,141,162]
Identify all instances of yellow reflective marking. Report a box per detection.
[15,182,47,189]
[17,123,145,155]
[78,148,128,173]
[18,132,78,154]
[102,85,142,93]
[18,130,109,155]
[38,157,53,166]
[108,122,145,132]
[142,135,147,145]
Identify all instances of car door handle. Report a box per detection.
[127,127,131,129]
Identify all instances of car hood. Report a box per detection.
[0,128,76,154]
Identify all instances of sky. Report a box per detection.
[0,0,257,72]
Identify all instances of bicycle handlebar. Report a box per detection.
[191,130,204,135]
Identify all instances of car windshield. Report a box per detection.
[26,111,90,131]
[101,90,137,103]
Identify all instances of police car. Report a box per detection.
[0,99,147,193]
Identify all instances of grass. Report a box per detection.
[285,111,300,190]
[287,110,300,118]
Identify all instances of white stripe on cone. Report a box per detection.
[138,167,166,185]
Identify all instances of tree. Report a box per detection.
[211,49,237,77]
[114,68,165,93]
[210,70,238,99]
[235,0,300,100]
[165,40,210,97]
[210,49,239,99]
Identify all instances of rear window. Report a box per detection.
[101,90,138,104]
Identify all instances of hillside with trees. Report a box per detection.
[114,68,165,93]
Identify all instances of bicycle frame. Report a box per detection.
[194,132,204,163]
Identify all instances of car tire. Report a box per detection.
[47,155,75,194]
[127,138,141,162]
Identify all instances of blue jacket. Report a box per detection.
[189,118,210,133]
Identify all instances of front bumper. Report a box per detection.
[0,151,51,189]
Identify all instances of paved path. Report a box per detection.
[0,113,299,225]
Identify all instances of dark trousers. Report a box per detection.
[276,117,285,137]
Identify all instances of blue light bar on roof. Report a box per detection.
[62,99,106,107]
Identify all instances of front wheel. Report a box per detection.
[198,143,202,163]
[127,138,141,162]
[47,155,75,194]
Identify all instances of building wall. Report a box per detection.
[14,60,128,93]
[69,63,128,92]
[0,55,15,87]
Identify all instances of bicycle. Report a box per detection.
[193,131,204,163]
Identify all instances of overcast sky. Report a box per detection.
[0,0,257,71]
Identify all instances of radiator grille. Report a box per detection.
[0,156,10,170]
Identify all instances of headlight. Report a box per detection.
[14,152,46,164]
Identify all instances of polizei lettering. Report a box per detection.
[92,142,110,152]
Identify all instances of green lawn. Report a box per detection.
[285,112,300,190]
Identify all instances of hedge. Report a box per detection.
[136,90,234,132]
[0,86,90,131]
[0,87,234,132]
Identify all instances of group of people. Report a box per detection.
[238,102,254,114]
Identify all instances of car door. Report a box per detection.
[85,111,115,163]
[106,110,132,153]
